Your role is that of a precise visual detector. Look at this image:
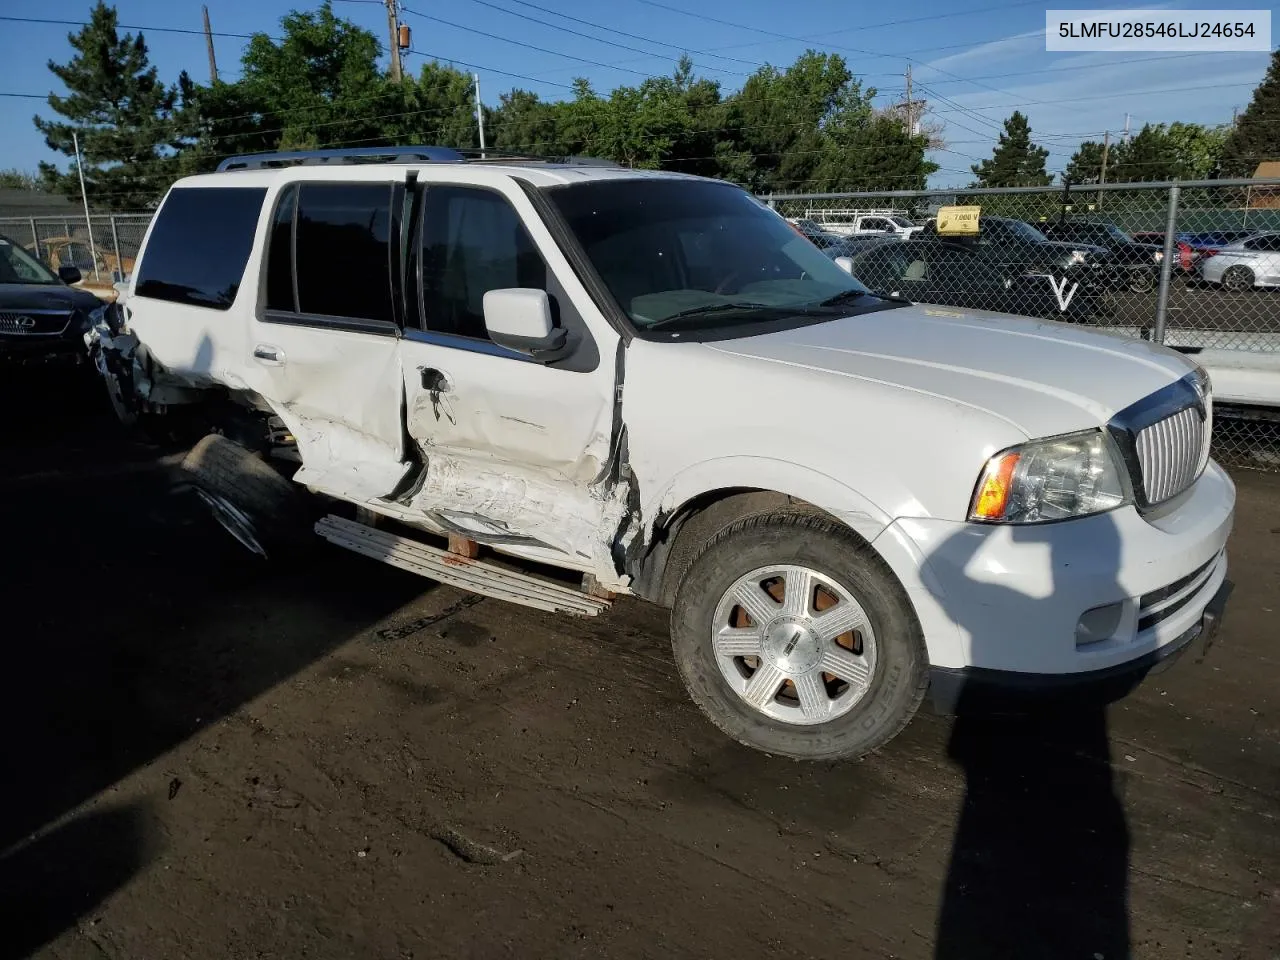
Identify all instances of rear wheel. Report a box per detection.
[1128,266,1155,293]
[670,513,928,760]
[181,433,308,557]
[1221,265,1255,292]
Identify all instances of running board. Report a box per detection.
[315,515,611,617]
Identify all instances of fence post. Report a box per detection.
[1153,183,1180,344]
[109,215,123,281]
[28,217,40,258]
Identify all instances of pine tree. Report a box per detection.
[1064,140,1107,185]
[971,111,1052,187]
[34,1,181,209]
[1220,49,1280,177]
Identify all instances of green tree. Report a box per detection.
[1064,139,1108,184]
[34,1,182,209]
[971,111,1052,187]
[814,114,936,191]
[1108,122,1226,181]
[178,3,401,173]
[0,169,42,190]
[1221,49,1280,177]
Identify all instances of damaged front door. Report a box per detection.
[395,182,624,573]
[242,179,409,500]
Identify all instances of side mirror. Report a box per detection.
[482,288,569,360]
[833,256,854,275]
[58,265,82,285]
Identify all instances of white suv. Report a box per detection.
[91,147,1234,760]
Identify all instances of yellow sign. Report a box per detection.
[936,205,981,235]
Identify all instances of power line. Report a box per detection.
[454,0,748,78]
[496,0,762,68]
[0,14,279,42]
[399,6,658,79]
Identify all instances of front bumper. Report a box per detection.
[0,335,85,366]
[872,460,1235,679]
[928,578,1232,712]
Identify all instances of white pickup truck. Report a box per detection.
[89,147,1234,761]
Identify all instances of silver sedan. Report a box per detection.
[1199,232,1280,290]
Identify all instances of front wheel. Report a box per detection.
[670,513,929,760]
[1221,265,1255,292]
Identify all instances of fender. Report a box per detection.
[643,455,893,544]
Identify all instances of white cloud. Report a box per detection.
[921,30,1043,75]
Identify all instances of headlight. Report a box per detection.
[1068,250,1088,265]
[969,429,1129,523]
[1153,250,1164,263]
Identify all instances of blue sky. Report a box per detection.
[0,0,1273,188]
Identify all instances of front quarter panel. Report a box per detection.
[623,337,1027,538]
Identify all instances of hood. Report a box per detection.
[707,304,1196,439]
[0,282,99,313]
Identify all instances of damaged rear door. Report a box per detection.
[395,181,625,573]
[240,178,409,499]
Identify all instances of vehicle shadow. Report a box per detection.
[927,516,1132,960]
[0,373,431,956]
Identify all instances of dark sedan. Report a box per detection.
[827,237,1105,323]
[1040,220,1164,292]
[1,233,103,368]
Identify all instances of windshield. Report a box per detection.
[548,180,877,331]
[890,216,915,228]
[997,220,1050,243]
[1104,223,1132,242]
[0,236,59,284]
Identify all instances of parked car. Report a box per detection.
[826,237,1102,322]
[915,215,1109,277]
[0,233,104,368]
[786,218,845,248]
[1198,232,1280,290]
[806,210,921,239]
[1040,220,1163,292]
[89,146,1234,762]
[1131,231,1198,274]
[38,236,134,302]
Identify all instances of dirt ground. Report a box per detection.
[2,369,1278,960]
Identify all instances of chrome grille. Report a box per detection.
[1135,400,1212,504]
[0,310,71,336]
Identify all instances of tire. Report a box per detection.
[670,513,929,761]
[181,433,307,557]
[1221,265,1255,292]
[1128,266,1155,294]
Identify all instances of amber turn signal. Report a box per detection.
[970,451,1021,520]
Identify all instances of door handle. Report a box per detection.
[253,344,285,365]
[420,367,451,393]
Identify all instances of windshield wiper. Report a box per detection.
[646,301,774,329]
[816,289,869,307]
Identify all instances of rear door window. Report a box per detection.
[135,186,266,309]
[294,183,395,323]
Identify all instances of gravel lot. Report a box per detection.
[3,370,1278,960]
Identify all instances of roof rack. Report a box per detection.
[216,145,465,172]
[455,149,621,167]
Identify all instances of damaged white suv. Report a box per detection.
[91,146,1234,760]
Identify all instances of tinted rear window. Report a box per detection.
[135,186,266,309]
[294,183,394,323]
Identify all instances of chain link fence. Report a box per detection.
[0,213,152,285]
[766,179,1280,472]
[3,186,1277,470]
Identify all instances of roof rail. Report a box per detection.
[216,145,465,172]
[454,148,621,167]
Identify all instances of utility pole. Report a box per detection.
[71,131,99,280]
[1099,130,1111,186]
[385,0,403,83]
[904,66,913,136]
[474,74,486,157]
[1122,112,1131,143]
[202,6,218,84]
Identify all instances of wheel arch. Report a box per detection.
[628,458,895,607]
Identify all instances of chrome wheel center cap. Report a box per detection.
[763,616,820,674]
